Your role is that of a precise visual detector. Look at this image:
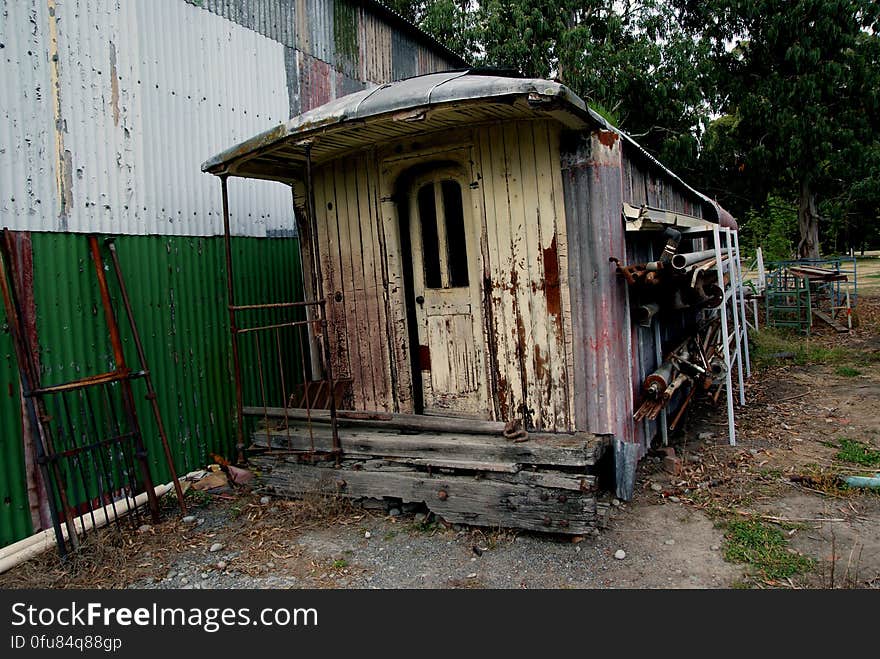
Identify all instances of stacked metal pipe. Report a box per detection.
[633,318,726,426]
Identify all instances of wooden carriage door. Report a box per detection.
[408,171,486,417]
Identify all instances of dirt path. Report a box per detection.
[3,300,879,590]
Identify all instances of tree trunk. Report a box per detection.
[797,179,820,259]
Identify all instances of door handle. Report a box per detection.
[415,295,425,305]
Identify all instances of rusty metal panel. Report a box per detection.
[561,130,633,442]
[0,0,293,237]
[300,51,334,111]
[391,30,417,80]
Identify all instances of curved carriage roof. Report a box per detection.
[202,70,734,227]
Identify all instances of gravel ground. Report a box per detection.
[118,472,741,590]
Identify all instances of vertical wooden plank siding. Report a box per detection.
[313,156,394,411]
[476,121,573,432]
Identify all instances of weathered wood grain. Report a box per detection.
[254,455,598,534]
[252,423,604,467]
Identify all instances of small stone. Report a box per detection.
[711,545,720,551]
[217,561,227,570]
[611,498,621,507]
[201,572,210,580]
[614,549,626,560]
[267,561,275,569]
[466,573,477,579]
[180,577,189,585]
[209,542,224,553]
[470,557,477,562]
[698,432,714,441]
[260,496,271,505]
[137,524,151,533]
[196,518,205,526]
[388,507,401,517]
[181,515,196,524]
[664,539,675,546]
[414,513,426,523]
[452,524,462,532]
[592,528,601,537]
[668,496,681,503]
[650,483,663,493]
[364,531,372,539]
[575,546,581,553]
[166,571,176,580]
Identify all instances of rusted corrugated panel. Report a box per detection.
[562,130,633,442]
[310,154,394,412]
[476,121,573,432]
[391,30,417,80]
[0,0,293,237]
[300,51,334,111]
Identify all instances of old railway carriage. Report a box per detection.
[203,72,737,533]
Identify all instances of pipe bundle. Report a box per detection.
[633,318,726,427]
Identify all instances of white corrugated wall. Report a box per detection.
[0,0,294,237]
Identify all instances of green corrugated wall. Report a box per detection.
[0,232,303,547]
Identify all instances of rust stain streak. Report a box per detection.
[596,129,619,148]
[543,234,561,326]
[46,0,69,225]
[109,42,120,127]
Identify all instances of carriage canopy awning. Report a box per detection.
[200,71,594,183]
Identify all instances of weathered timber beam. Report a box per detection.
[244,406,507,435]
[253,455,597,535]
[252,425,603,467]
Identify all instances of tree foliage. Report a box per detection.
[398,0,880,256]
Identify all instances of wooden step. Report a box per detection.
[252,423,605,468]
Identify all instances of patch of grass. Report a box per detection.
[751,328,879,369]
[836,438,880,467]
[383,530,397,541]
[409,517,441,535]
[186,489,212,507]
[723,518,814,580]
[332,559,348,569]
